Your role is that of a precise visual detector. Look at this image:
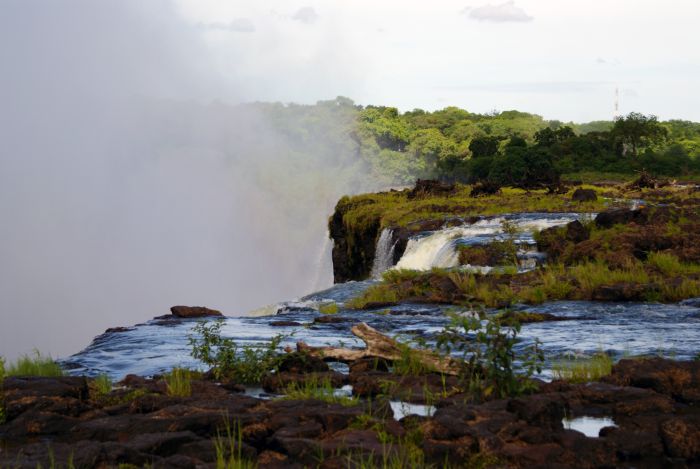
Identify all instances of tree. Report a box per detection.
[469,136,502,158]
[612,112,668,158]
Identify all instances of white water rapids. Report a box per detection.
[370,228,397,278]
[389,214,582,272]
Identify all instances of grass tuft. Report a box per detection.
[5,350,63,377]
[318,302,339,314]
[552,352,613,383]
[281,376,358,407]
[164,367,193,397]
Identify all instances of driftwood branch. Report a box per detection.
[296,322,462,376]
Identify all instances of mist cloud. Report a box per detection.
[200,18,256,33]
[0,1,372,361]
[463,1,533,23]
[292,7,319,24]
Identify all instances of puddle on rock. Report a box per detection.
[563,416,617,437]
[390,401,436,419]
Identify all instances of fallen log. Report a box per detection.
[296,322,463,376]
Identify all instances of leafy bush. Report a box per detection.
[436,312,544,400]
[189,320,284,383]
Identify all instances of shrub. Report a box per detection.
[189,321,284,383]
[436,312,544,400]
[5,350,63,377]
[164,367,193,397]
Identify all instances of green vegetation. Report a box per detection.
[552,352,613,383]
[318,301,340,314]
[281,376,359,407]
[436,312,544,400]
[89,374,113,400]
[214,420,257,469]
[335,185,608,233]
[189,320,284,384]
[164,367,193,397]
[3,350,63,377]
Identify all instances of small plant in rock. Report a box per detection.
[214,420,257,469]
[164,367,193,397]
[436,311,544,400]
[281,376,358,407]
[189,320,284,383]
[89,374,113,400]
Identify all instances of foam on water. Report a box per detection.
[394,213,582,271]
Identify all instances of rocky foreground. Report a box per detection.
[1,357,699,468]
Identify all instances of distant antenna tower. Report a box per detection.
[613,87,621,120]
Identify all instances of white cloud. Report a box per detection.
[464,1,533,23]
[200,17,255,32]
[292,6,318,24]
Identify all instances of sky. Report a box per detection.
[174,0,700,122]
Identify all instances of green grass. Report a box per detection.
[346,284,398,309]
[336,183,611,236]
[552,352,613,383]
[89,374,113,399]
[4,350,63,377]
[281,376,359,407]
[569,259,649,297]
[214,420,257,469]
[646,252,700,276]
[318,302,340,314]
[164,367,193,397]
[392,342,437,376]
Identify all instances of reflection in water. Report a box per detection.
[563,416,617,437]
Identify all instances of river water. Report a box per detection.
[60,212,700,379]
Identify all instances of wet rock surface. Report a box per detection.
[169,305,223,318]
[2,358,700,468]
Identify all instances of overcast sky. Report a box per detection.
[175,0,700,122]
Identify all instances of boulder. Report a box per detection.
[169,305,223,318]
[571,188,597,202]
[407,179,456,199]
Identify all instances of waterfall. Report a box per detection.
[370,228,397,278]
[393,214,583,271]
[310,234,334,292]
[394,229,464,271]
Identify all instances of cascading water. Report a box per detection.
[394,213,582,271]
[370,228,397,278]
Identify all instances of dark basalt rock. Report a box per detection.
[571,188,597,202]
[3,360,700,468]
[407,179,456,199]
[169,305,223,318]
